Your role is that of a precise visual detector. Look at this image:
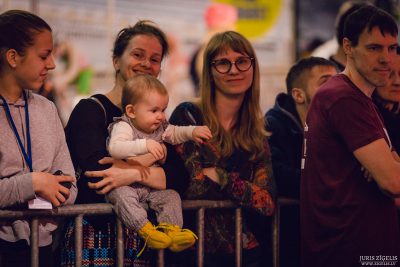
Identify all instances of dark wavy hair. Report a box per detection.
[112,20,169,61]
[343,5,398,46]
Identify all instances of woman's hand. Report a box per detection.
[85,157,149,194]
[361,166,373,182]
[126,153,159,167]
[31,172,75,207]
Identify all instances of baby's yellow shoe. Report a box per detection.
[158,223,198,252]
[137,222,172,257]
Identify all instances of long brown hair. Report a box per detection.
[199,31,268,161]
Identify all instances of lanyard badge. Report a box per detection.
[1,91,33,172]
[1,92,53,209]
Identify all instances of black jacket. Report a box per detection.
[265,93,302,267]
[372,92,400,154]
[265,93,303,199]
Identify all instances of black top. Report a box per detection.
[65,94,121,204]
[372,91,400,153]
[329,55,345,72]
[164,102,202,195]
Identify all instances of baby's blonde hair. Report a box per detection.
[121,74,168,112]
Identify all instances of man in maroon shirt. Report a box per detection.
[301,5,400,267]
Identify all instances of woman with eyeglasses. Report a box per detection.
[165,31,276,266]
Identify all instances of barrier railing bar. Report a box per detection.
[272,197,299,267]
[0,204,113,219]
[30,217,39,267]
[157,249,164,267]
[0,201,239,219]
[196,207,205,267]
[116,218,124,267]
[272,201,280,267]
[0,199,299,267]
[183,200,237,210]
[74,214,83,267]
[235,208,242,267]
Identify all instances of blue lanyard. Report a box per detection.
[1,91,32,172]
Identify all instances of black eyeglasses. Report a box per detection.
[211,56,254,74]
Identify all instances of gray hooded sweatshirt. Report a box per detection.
[0,90,77,247]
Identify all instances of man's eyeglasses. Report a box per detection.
[211,56,254,74]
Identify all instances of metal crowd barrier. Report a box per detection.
[0,198,298,267]
[272,197,300,267]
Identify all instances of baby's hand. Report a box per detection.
[146,139,165,160]
[192,126,212,144]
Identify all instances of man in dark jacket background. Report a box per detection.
[264,56,337,267]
